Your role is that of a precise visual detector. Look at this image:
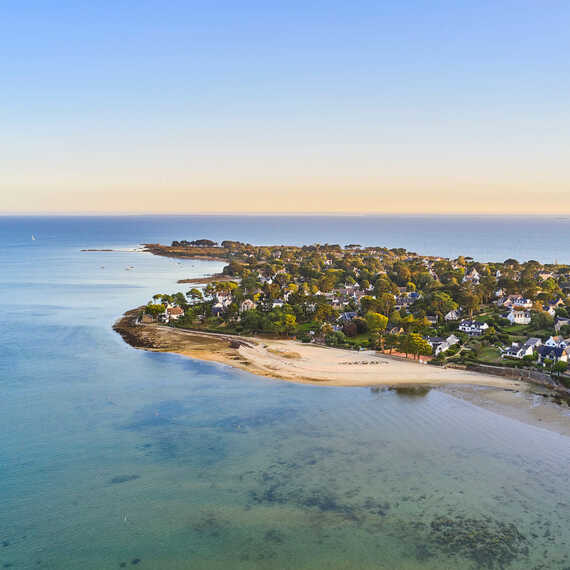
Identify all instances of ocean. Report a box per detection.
[1,215,570,569]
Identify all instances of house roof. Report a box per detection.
[337,311,357,322]
[522,337,541,349]
[538,345,566,358]
[167,306,184,315]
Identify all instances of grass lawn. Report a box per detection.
[476,345,502,364]
[348,333,371,346]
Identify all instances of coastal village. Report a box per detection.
[143,239,570,389]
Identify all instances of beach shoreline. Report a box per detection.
[113,309,523,389]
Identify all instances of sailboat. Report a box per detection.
[31,235,36,241]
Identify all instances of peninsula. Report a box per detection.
[113,238,570,396]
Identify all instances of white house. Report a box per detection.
[462,268,480,285]
[502,337,541,359]
[458,320,489,336]
[428,334,460,356]
[499,295,533,309]
[444,309,461,321]
[544,336,568,349]
[506,309,531,325]
[239,299,256,313]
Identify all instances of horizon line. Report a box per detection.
[2,211,570,218]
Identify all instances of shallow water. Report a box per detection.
[1,216,570,569]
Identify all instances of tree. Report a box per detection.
[325,331,346,347]
[366,311,388,350]
[414,272,434,291]
[389,309,402,325]
[425,291,457,316]
[360,295,381,314]
[365,312,388,333]
[377,292,396,316]
[146,303,165,318]
[408,333,432,359]
[553,361,568,376]
[186,288,203,302]
[384,333,399,354]
[342,321,358,337]
[173,292,187,307]
[398,333,432,359]
[374,277,397,296]
[460,292,481,317]
[530,311,554,330]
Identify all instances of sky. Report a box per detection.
[1,1,569,215]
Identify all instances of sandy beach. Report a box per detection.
[114,311,522,389]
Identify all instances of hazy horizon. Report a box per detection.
[3,211,570,218]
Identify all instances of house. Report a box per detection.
[462,268,480,285]
[499,295,533,309]
[166,306,184,321]
[331,298,346,311]
[388,326,404,336]
[240,299,256,313]
[458,320,489,336]
[394,292,420,310]
[215,292,233,308]
[506,309,531,325]
[444,309,461,321]
[337,311,358,323]
[523,337,542,353]
[544,305,557,317]
[537,345,569,364]
[212,302,225,317]
[428,334,459,355]
[426,336,444,352]
[425,315,438,326]
[502,337,541,359]
[544,336,568,349]
[161,305,185,323]
[555,317,570,333]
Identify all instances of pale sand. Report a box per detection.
[134,324,522,389]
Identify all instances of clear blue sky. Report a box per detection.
[2,1,569,213]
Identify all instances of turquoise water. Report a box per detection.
[1,216,570,569]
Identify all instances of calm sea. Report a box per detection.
[1,215,570,569]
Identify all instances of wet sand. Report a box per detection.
[114,310,570,437]
[442,384,570,437]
